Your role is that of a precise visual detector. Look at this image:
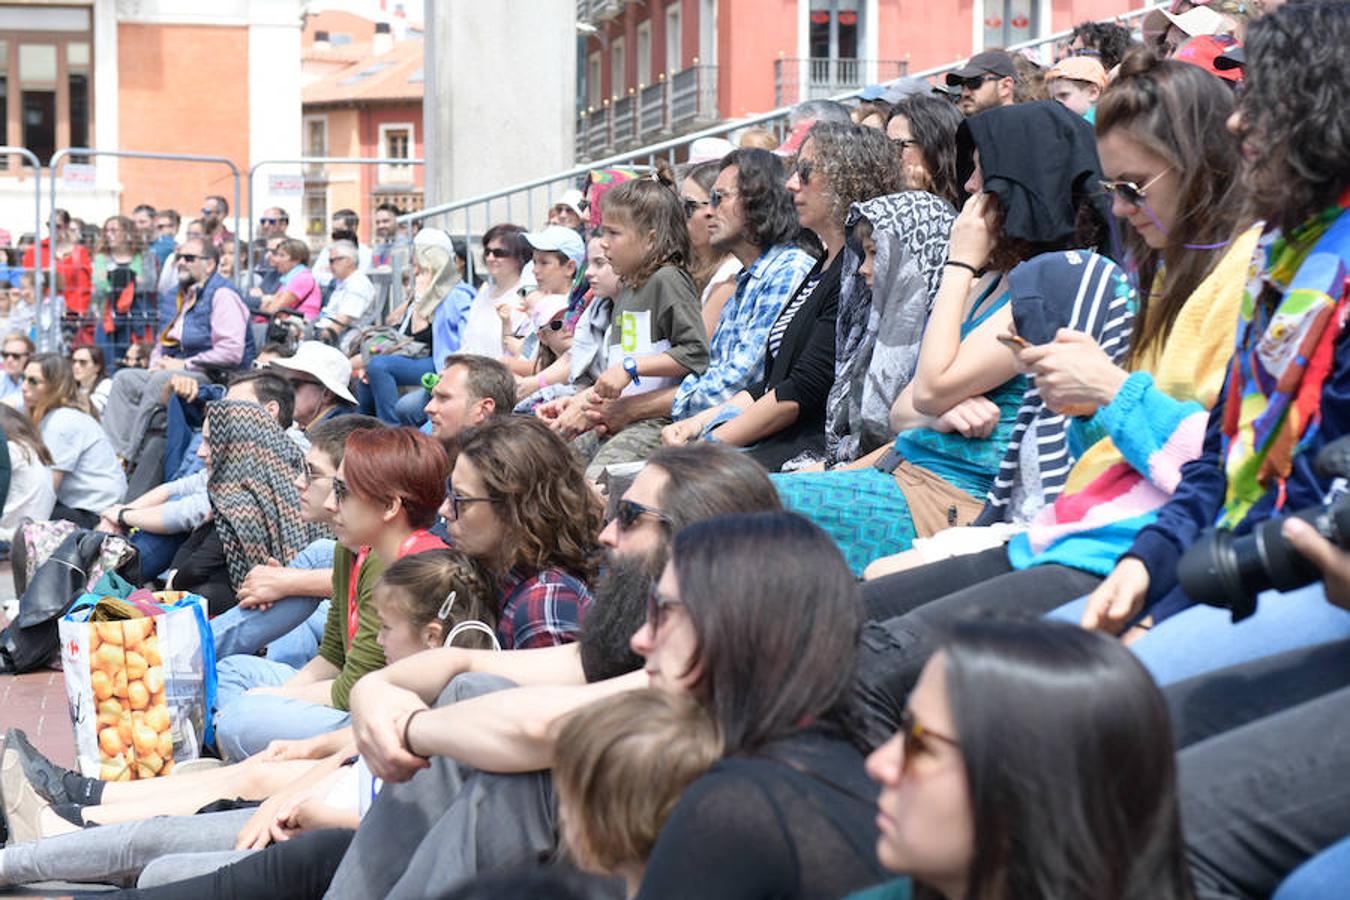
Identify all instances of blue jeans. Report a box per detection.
[211,655,351,761]
[1274,835,1350,899]
[357,354,434,424]
[131,530,187,581]
[1047,583,1350,686]
[394,388,430,426]
[210,538,335,661]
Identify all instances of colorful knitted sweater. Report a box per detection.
[1007,225,1263,574]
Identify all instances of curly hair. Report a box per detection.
[457,416,602,582]
[720,148,799,249]
[804,121,904,226]
[887,95,964,208]
[1069,20,1136,71]
[374,548,499,650]
[1096,49,1247,366]
[95,215,144,257]
[1012,55,1048,103]
[1236,1,1350,235]
[600,160,693,290]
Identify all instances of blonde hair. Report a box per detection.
[553,690,722,875]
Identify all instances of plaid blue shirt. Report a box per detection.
[672,243,816,419]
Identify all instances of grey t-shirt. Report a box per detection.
[42,406,127,512]
[612,265,710,375]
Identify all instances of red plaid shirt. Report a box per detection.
[495,567,592,649]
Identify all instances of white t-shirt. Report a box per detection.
[41,407,127,512]
[460,279,528,359]
[0,441,55,541]
[313,244,375,287]
[701,255,742,306]
[319,271,377,329]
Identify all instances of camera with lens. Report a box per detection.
[1178,435,1350,621]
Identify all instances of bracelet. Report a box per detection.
[945,260,983,277]
[402,709,430,760]
[117,508,129,530]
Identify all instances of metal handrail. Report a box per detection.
[402,1,1164,232]
[0,146,45,348]
[48,148,242,355]
[246,156,426,318]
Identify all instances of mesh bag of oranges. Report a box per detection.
[59,590,217,780]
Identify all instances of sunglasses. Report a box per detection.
[485,247,513,259]
[616,498,673,532]
[301,459,332,486]
[444,479,495,519]
[200,207,221,216]
[23,375,42,387]
[1099,168,1172,208]
[794,159,814,185]
[683,198,710,218]
[259,217,281,226]
[896,708,959,768]
[709,189,737,209]
[645,585,685,633]
[71,357,93,366]
[891,138,919,151]
[2,351,27,360]
[177,253,201,263]
[952,74,1000,91]
[542,318,566,332]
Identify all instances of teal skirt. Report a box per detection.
[771,468,914,576]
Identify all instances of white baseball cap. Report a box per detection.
[523,225,586,266]
[267,341,358,404]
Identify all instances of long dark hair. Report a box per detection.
[671,511,861,754]
[1096,50,1247,366]
[888,95,964,208]
[27,353,94,424]
[932,620,1192,900]
[720,149,800,249]
[0,403,53,466]
[1235,1,1350,235]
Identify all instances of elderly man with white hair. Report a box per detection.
[315,239,378,351]
[354,227,476,425]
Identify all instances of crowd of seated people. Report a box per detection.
[2,2,1350,898]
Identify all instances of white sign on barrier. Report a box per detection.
[267,173,305,197]
[63,163,97,189]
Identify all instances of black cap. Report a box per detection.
[1214,44,1245,70]
[945,50,1017,85]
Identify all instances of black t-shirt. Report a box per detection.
[637,724,887,899]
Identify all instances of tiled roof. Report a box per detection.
[302,37,424,105]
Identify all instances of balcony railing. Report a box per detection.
[575,65,719,161]
[774,57,910,107]
[577,0,627,24]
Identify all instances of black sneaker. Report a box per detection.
[3,728,78,807]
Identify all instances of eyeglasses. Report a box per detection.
[793,159,814,185]
[2,351,27,361]
[1099,168,1172,209]
[616,498,673,532]
[177,253,201,263]
[332,476,350,505]
[891,138,920,151]
[682,198,710,218]
[444,481,495,520]
[485,247,513,259]
[952,74,1000,92]
[645,585,685,632]
[709,189,737,209]
[896,708,959,769]
[301,460,332,487]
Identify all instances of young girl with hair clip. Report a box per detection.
[0,548,498,890]
[553,690,722,899]
[571,162,711,477]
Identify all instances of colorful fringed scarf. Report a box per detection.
[1219,191,1350,525]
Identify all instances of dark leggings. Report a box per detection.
[845,548,1105,751]
[101,828,354,900]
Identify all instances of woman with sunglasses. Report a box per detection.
[212,425,449,761]
[459,223,531,359]
[681,160,741,335]
[69,344,112,413]
[863,619,1191,900]
[20,353,124,528]
[662,122,902,472]
[862,53,1255,594]
[442,415,600,650]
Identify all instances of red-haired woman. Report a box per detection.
[212,427,450,761]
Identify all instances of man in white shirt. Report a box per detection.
[312,209,374,287]
[315,240,377,352]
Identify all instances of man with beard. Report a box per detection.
[101,238,255,467]
[281,444,782,899]
[200,194,234,250]
[944,49,1017,116]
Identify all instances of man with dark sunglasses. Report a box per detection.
[944,49,1018,116]
[324,445,783,898]
[0,333,32,407]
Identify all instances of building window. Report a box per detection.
[306,117,327,157]
[636,21,652,87]
[610,36,626,99]
[665,3,681,73]
[809,0,860,61]
[378,122,414,185]
[303,190,328,241]
[587,52,603,108]
[981,0,1039,49]
[0,6,94,168]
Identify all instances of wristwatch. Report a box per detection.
[623,356,641,386]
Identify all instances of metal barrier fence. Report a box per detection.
[401,2,1165,260]
[0,146,47,349]
[48,148,242,363]
[246,156,425,323]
